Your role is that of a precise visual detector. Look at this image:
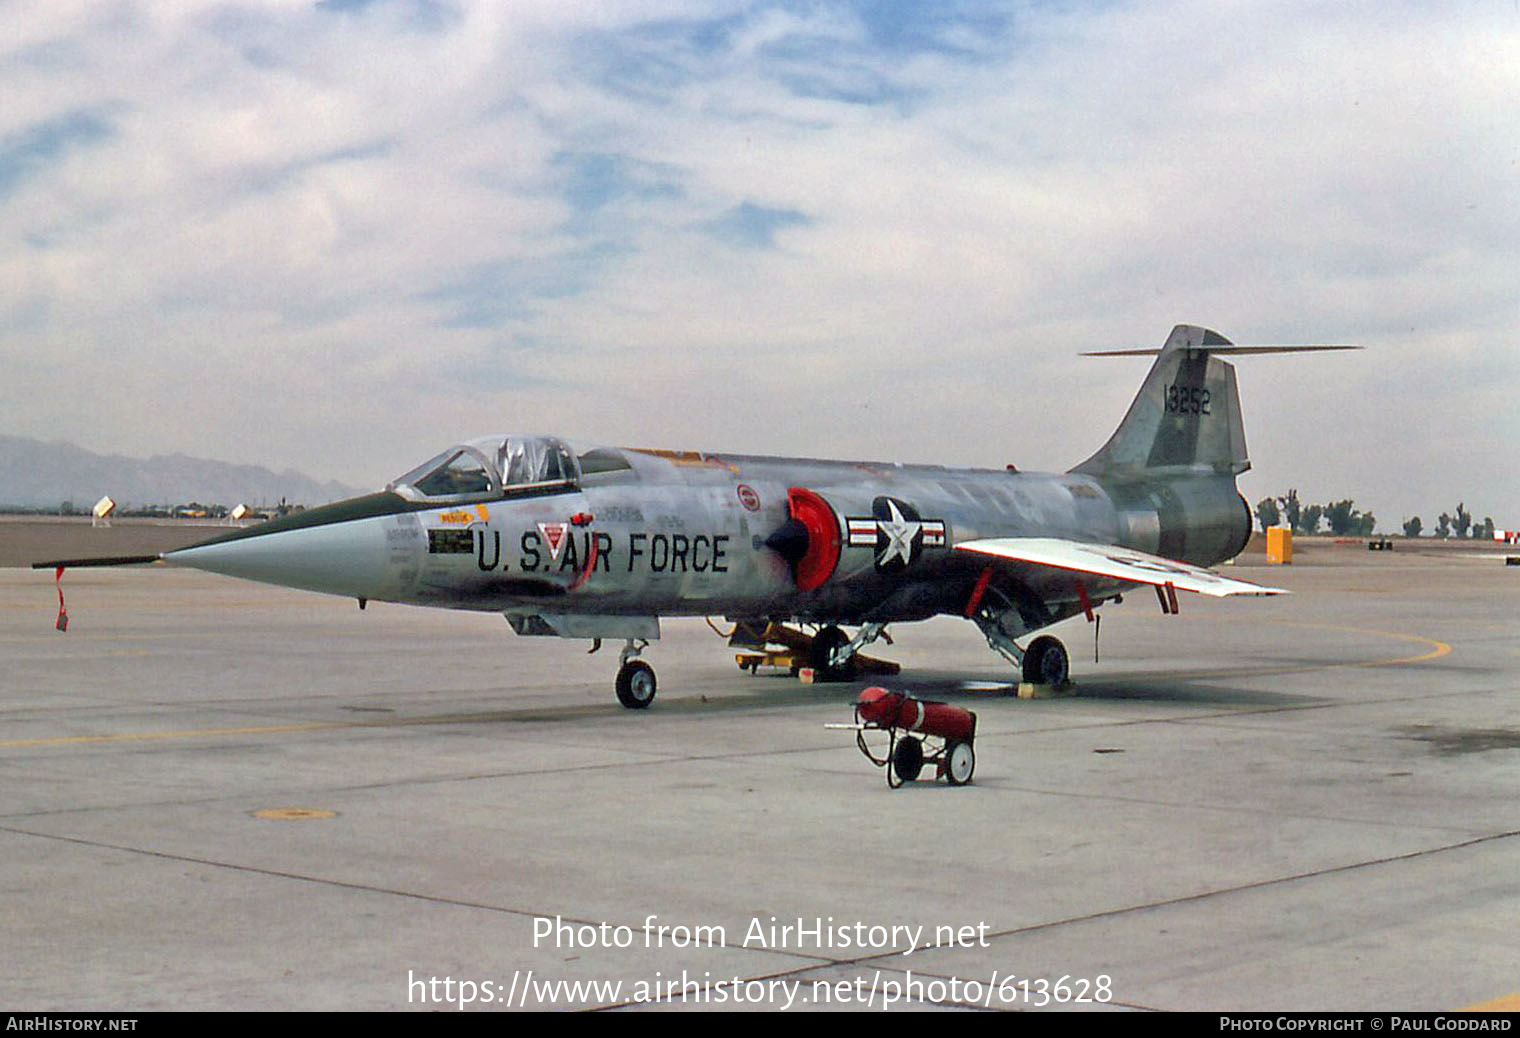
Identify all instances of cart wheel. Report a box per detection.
[891,736,924,783]
[944,739,976,786]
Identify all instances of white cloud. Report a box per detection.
[0,0,1515,525]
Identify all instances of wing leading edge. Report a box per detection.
[954,537,1287,597]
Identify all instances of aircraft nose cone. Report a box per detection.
[164,502,400,600]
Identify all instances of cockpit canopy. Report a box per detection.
[387,435,633,503]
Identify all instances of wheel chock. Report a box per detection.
[1016,681,1077,699]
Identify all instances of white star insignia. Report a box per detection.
[876,500,921,568]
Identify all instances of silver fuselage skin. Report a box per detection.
[162,326,1280,644]
[165,449,1251,638]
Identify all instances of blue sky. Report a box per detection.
[1,0,1516,526]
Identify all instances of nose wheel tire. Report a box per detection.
[1022,635,1070,687]
[615,660,657,709]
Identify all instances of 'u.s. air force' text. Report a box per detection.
[458,529,731,575]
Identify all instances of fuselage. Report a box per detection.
[163,440,1252,633]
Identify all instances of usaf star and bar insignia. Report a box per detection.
[846,497,947,573]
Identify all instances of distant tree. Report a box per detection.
[1356,512,1376,536]
[1324,499,1362,536]
[1255,497,1281,532]
[1402,516,1422,538]
[1454,502,1472,539]
[1479,517,1495,541]
[1298,504,1323,536]
[59,500,75,516]
[1277,489,1302,535]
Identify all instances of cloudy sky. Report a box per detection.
[2,0,1516,528]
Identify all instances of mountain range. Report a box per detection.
[0,435,364,510]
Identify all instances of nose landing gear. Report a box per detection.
[614,639,656,709]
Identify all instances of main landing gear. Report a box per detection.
[730,621,899,681]
[973,612,1072,689]
[1021,635,1070,687]
[808,622,887,682]
[614,639,656,709]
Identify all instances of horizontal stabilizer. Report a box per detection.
[1083,345,1360,357]
[955,537,1286,597]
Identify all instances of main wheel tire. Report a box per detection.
[615,660,657,709]
[1022,635,1069,687]
[891,736,925,783]
[944,739,976,785]
[808,625,856,681]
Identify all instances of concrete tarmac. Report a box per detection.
[1,543,1516,1011]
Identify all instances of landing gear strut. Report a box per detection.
[614,639,656,709]
[808,625,855,681]
[807,622,888,682]
[973,609,1070,689]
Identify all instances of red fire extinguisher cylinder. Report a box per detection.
[856,687,975,741]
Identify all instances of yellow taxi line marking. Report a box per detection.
[1120,624,1452,684]
[0,713,508,749]
[1461,992,1520,1012]
[0,721,349,748]
[1268,621,1452,667]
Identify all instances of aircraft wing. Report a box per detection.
[954,538,1287,597]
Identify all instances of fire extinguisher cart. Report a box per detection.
[842,687,977,788]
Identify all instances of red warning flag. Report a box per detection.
[54,566,69,632]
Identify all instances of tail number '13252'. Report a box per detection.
[1166,384,1211,415]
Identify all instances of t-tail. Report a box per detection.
[1072,324,1358,480]
[1070,324,1357,566]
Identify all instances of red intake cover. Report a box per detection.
[787,487,841,591]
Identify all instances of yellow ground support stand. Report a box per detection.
[731,622,901,678]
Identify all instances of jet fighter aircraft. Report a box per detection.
[39,325,1352,708]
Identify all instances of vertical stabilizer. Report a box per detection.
[1072,325,1249,479]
